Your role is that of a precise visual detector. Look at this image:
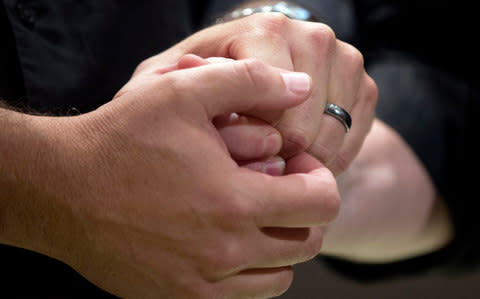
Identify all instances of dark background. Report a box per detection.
[280,259,480,298]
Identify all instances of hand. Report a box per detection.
[133,13,378,175]
[5,57,340,299]
[168,54,288,175]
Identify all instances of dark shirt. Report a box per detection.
[0,0,478,296]
[1,0,203,114]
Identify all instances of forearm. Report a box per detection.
[0,107,85,261]
[322,196,453,263]
[1,107,53,248]
[320,120,454,263]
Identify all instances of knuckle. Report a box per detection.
[242,58,266,78]
[254,12,290,35]
[240,58,270,95]
[210,188,257,228]
[316,170,341,223]
[364,75,379,106]
[159,75,193,108]
[309,141,337,165]
[307,24,337,50]
[133,55,161,76]
[279,126,312,157]
[204,239,246,276]
[303,231,324,261]
[134,57,151,74]
[271,269,294,297]
[341,43,365,71]
[161,73,183,97]
[326,190,341,223]
[231,190,258,219]
[332,153,352,174]
[221,241,247,271]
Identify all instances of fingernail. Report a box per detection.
[264,157,286,176]
[281,72,311,96]
[206,57,234,64]
[263,133,282,156]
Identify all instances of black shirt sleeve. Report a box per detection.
[1,0,196,114]
[0,1,25,104]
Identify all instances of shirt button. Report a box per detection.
[16,1,37,27]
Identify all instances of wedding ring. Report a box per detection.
[324,103,352,132]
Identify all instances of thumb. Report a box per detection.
[161,58,312,119]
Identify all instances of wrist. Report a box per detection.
[0,109,89,262]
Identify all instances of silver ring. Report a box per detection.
[324,103,352,132]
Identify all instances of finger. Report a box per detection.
[227,14,294,71]
[179,56,287,161]
[237,155,340,228]
[177,56,287,162]
[217,266,294,299]
[276,21,337,158]
[327,41,364,113]
[154,54,233,75]
[308,41,366,165]
[149,54,209,75]
[158,59,312,119]
[177,53,210,69]
[119,54,207,97]
[134,15,293,78]
[178,54,235,68]
[240,156,286,176]
[284,151,325,174]
[236,156,331,269]
[246,226,326,269]
[214,113,282,160]
[227,14,295,124]
[328,74,378,175]
[178,57,286,161]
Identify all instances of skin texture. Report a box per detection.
[169,56,453,263]
[141,5,448,269]
[159,11,449,262]
[0,58,340,299]
[134,13,378,175]
[1,10,377,299]
[321,120,453,262]
[0,5,447,298]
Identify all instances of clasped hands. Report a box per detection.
[133,13,378,175]
[60,14,377,299]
